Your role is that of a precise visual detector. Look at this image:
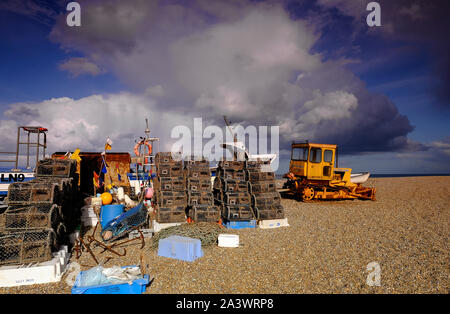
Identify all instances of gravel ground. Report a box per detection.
[0,176,448,294]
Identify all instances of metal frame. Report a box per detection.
[0,126,47,170]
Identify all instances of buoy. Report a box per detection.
[100,192,113,205]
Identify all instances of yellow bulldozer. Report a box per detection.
[283,141,376,201]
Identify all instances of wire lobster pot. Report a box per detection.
[184,166,211,178]
[6,181,60,206]
[187,191,214,206]
[0,229,57,265]
[253,204,285,220]
[188,205,220,222]
[222,204,254,221]
[153,176,186,192]
[35,158,77,178]
[2,204,61,231]
[213,178,249,192]
[216,168,246,180]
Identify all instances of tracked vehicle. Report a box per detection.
[283,142,376,201]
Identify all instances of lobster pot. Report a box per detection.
[213,178,248,193]
[6,182,60,206]
[184,156,209,168]
[218,160,245,171]
[246,171,275,182]
[2,204,61,231]
[32,177,75,201]
[0,229,57,265]
[55,222,68,244]
[155,206,186,223]
[254,204,285,220]
[156,163,183,177]
[153,176,186,192]
[245,160,270,170]
[223,192,252,206]
[252,192,281,208]
[35,158,77,178]
[188,205,220,222]
[155,152,182,164]
[222,204,254,221]
[187,191,213,206]
[248,181,277,194]
[184,166,211,179]
[187,178,212,192]
[217,169,246,181]
[156,191,187,207]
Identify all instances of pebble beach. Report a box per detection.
[0,176,448,294]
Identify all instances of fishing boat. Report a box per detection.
[350,172,371,183]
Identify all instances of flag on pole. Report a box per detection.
[105,137,113,151]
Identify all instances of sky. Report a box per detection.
[0,0,449,174]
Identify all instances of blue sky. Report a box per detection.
[0,0,449,174]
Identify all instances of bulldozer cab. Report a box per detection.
[289,142,336,180]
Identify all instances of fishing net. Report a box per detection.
[151,222,224,248]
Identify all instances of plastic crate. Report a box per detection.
[222,219,257,229]
[71,265,150,294]
[157,235,203,262]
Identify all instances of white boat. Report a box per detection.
[350,172,371,183]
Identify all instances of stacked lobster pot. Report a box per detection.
[184,156,220,222]
[213,160,255,222]
[153,152,187,223]
[246,160,284,220]
[0,158,78,265]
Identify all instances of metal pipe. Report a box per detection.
[15,127,20,169]
[26,131,30,168]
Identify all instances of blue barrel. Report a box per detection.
[100,204,125,229]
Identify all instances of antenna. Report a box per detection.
[144,118,150,139]
[223,115,237,143]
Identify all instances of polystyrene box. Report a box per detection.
[157,235,203,262]
[218,234,239,247]
[258,218,290,229]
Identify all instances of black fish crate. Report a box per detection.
[248,180,277,194]
[214,178,248,193]
[35,158,77,178]
[155,205,186,223]
[251,192,282,208]
[184,166,211,178]
[188,205,220,222]
[3,204,61,231]
[0,229,57,265]
[155,152,182,164]
[6,181,60,206]
[254,204,285,220]
[187,191,213,206]
[218,160,245,171]
[156,191,187,207]
[222,204,254,221]
[217,168,246,180]
[223,192,252,206]
[156,163,183,177]
[246,170,275,182]
[153,176,186,192]
[187,178,212,192]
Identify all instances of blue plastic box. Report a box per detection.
[71,265,150,294]
[157,235,203,262]
[222,220,257,229]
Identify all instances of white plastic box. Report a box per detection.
[218,234,240,247]
[0,246,70,287]
[258,218,290,229]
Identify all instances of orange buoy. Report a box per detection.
[100,192,113,205]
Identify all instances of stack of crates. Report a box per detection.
[246,160,284,220]
[213,160,255,222]
[153,152,187,223]
[184,157,220,222]
[0,158,79,265]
